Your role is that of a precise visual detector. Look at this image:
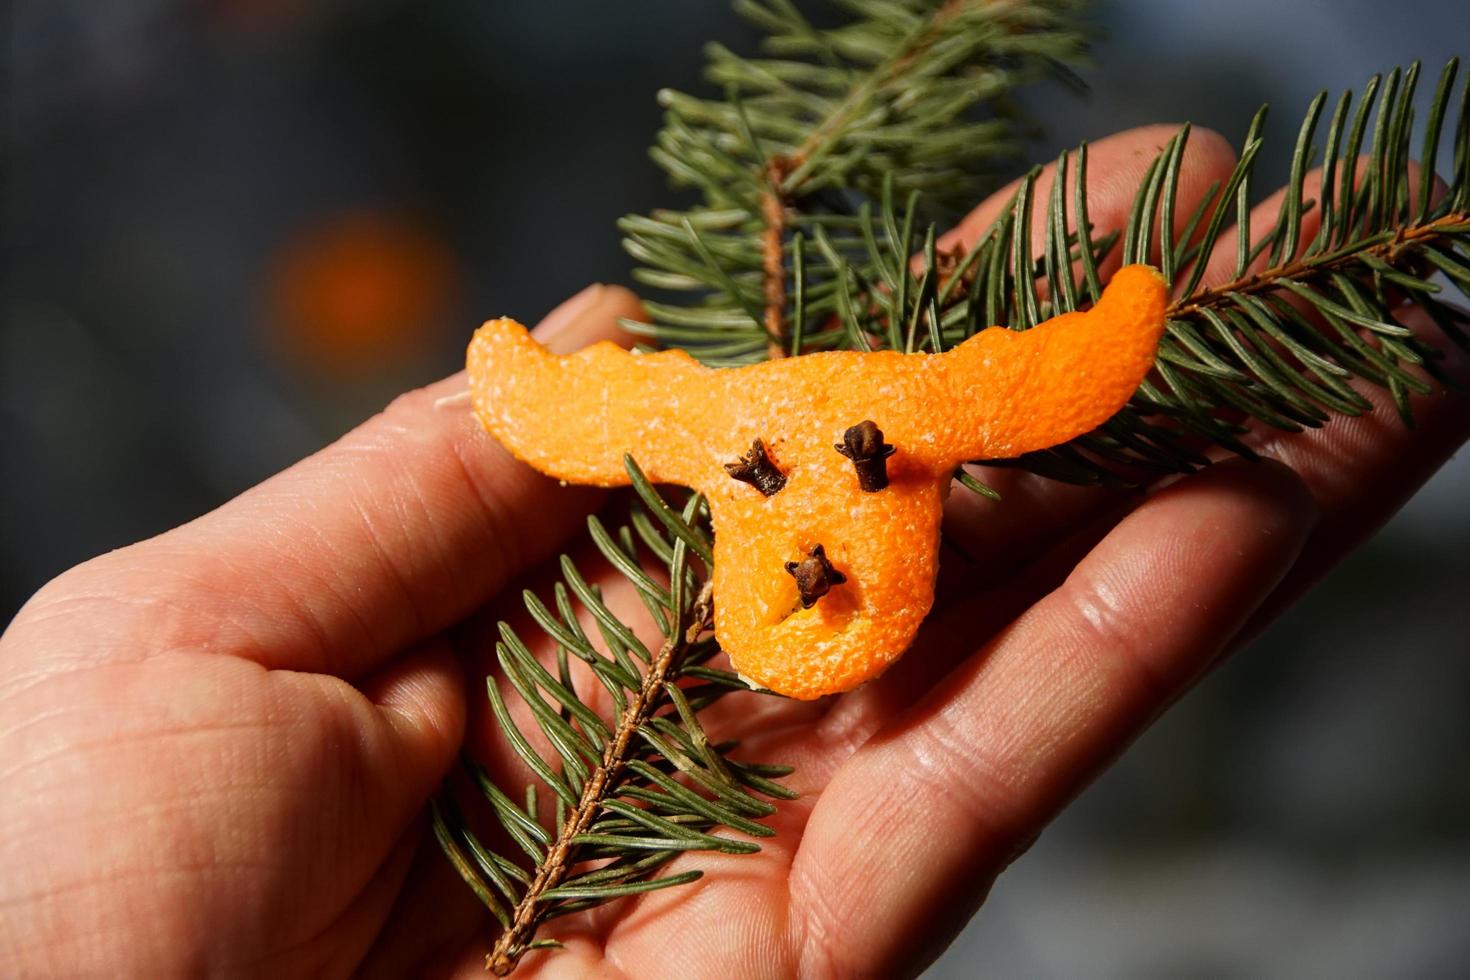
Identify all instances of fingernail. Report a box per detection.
[533,283,605,342]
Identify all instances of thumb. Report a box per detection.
[14,283,642,688]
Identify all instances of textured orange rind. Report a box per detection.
[467,265,1168,700]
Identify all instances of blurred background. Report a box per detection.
[4,0,1467,975]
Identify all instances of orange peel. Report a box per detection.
[468,264,1168,700]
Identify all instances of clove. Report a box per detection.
[784,544,847,608]
[835,420,895,492]
[724,438,787,496]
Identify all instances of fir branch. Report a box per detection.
[435,461,792,976]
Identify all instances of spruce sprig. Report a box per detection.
[435,461,795,976]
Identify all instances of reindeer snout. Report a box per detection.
[707,458,946,700]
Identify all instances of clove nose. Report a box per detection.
[783,543,847,608]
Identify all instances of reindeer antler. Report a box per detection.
[467,323,712,487]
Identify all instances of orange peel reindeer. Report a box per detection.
[468,264,1168,700]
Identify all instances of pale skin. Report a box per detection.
[1,124,1466,978]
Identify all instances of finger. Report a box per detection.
[1178,157,1465,627]
[10,284,644,680]
[1241,304,1470,636]
[788,459,1316,977]
[939,123,1236,266]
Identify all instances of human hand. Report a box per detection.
[3,125,1466,979]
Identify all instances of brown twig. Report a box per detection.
[1169,211,1468,318]
[761,158,795,359]
[487,580,717,976]
[757,0,982,360]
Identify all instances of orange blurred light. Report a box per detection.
[269,210,455,376]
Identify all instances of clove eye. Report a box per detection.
[784,544,846,608]
[725,438,787,496]
[834,420,895,492]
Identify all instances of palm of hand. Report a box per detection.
[2,126,1465,979]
